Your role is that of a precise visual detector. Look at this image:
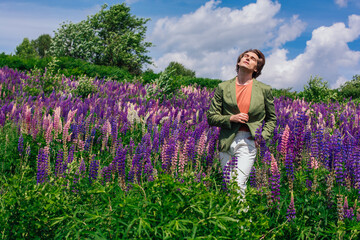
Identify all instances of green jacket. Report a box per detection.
[206,78,277,152]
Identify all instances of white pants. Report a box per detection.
[220,131,257,196]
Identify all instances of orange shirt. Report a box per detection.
[236,80,253,113]
[236,80,253,131]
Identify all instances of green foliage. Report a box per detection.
[25,57,63,95]
[15,38,38,59]
[272,87,298,100]
[165,61,196,78]
[141,68,160,84]
[146,67,179,102]
[298,76,338,103]
[176,75,222,89]
[72,75,98,98]
[0,54,133,82]
[338,75,360,101]
[31,34,52,58]
[49,3,152,75]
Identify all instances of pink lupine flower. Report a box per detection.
[53,106,61,138]
[45,121,53,146]
[171,140,180,174]
[281,125,290,157]
[310,156,319,169]
[196,131,207,157]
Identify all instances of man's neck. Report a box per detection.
[237,71,253,85]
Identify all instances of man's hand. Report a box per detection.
[230,113,249,123]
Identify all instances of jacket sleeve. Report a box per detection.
[261,87,277,140]
[206,86,232,129]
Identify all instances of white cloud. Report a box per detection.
[335,0,348,7]
[263,14,360,90]
[150,0,360,91]
[0,2,100,54]
[150,0,308,82]
[272,15,306,48]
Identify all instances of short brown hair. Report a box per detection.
[236,49,265,78]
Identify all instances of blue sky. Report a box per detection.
[1,0,360,91]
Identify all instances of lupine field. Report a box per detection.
[1,66,360,239]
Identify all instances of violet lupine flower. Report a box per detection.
[114,143,127,180]
[205,133,217,173]
[284,150,294,181]
[185,135,196,165]
[286,191,296,221]
[89,156,99,183]
[54,149,64,177]
[36,148,49,184]
[102,165,112,183]
[152,126,160,153]
[18,134,24,156]
[343,196,354,220]
[263,150,272,166]
[269,154,281,205]
[334,134,344,184]
[249,167,257,188]
[67,145,75,163]
[161,137,176,172]
[159,119,171,145]
[79,158,86,176]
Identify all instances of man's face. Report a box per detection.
[238,52,259,73]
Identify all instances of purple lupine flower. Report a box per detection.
[159,119,171,145]
[18,134,24,156]
[152,126,160,153]
[343,196,354,220]
[284,150,294,181]
[79,158,86,176]
[89,156,99,183]
[269,154,281,205]
[102,165,112,183]
[161,137,176,172]
[36,148,49,184]
[249,166,257,188]
[54,149,64,177]
[114,143,127,180]
[286,191,296,221]
[67,144,75,163]
[334,134,344,184]
[263,150,272,166]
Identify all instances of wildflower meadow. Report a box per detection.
[1,66,360,239]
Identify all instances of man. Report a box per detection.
[207,49,277,195]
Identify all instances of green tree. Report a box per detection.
[89,3,152,74]
[165,61,196,77]
[338,75,360,100]
[49,20,102,63]
[49,3,152,75]
[299,76,338,103]
[15,38,38,58]
[31,34,52,58]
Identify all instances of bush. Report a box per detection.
[0,53,133,81]
[72,75,98,98]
